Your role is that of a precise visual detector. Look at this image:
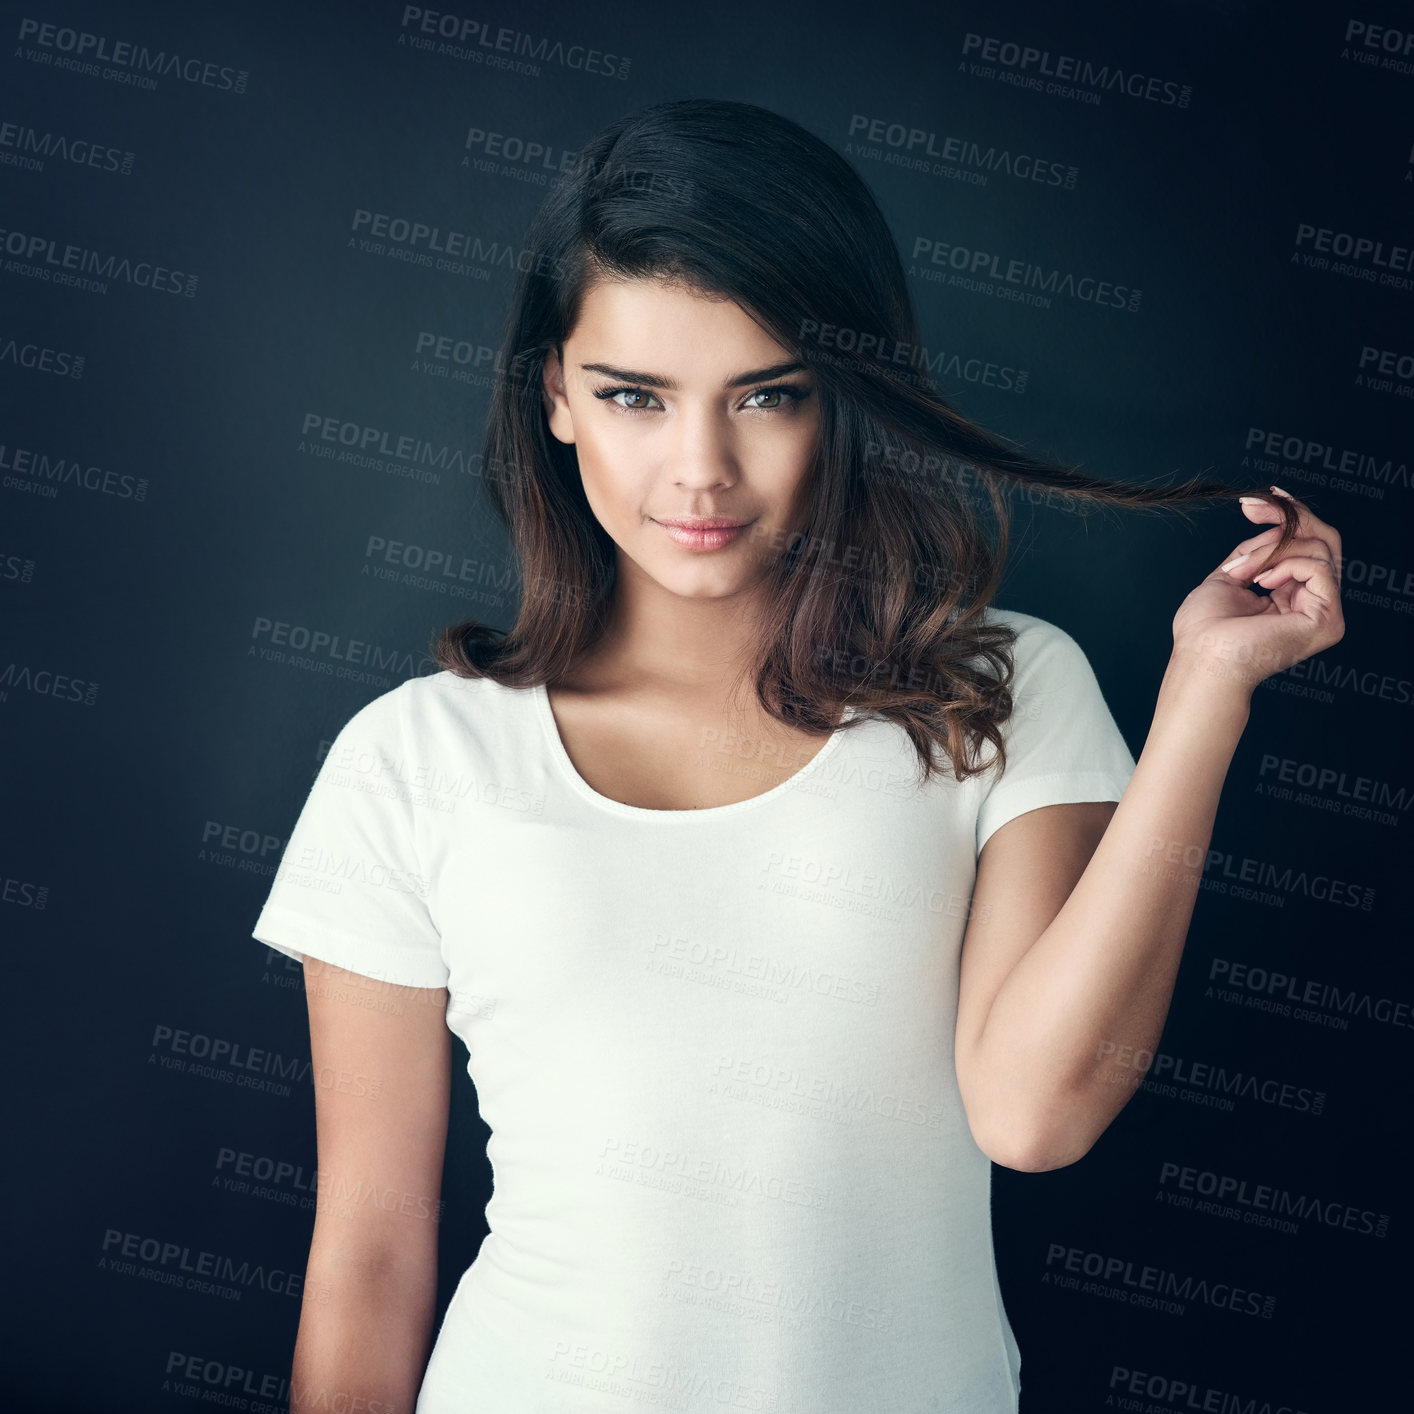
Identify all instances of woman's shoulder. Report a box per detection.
[978,603,1067,639]
[977,605,1085,657]
[400,667,517,704]
[335,669,528,745]
[974,606,1101,691]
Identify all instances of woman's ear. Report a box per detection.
[542,347,576,445]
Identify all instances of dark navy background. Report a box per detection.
[3,1,1411,1409]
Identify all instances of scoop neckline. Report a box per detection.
[532,680,857,821]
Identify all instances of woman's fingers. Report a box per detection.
[1219,525,1281,575]
[1252,487,1344,581]
[1252,553,1339,601]
[1219,530,1328,579]
[1238,497,1284,521]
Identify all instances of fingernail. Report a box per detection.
[1269,485,1296,499]
[1219,552,1251,573]
[1238,496,1268,504]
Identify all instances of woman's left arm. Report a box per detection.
[954,488,1346,1172]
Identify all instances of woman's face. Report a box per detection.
[541,277,821,602]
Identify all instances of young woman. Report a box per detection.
[253,99,1344,1413]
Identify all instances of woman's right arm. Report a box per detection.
[290,957,452,1414]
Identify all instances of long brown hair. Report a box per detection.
[431,98,1298,787]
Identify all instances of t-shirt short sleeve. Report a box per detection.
[974,614,1137,856]
[251,683,449,990]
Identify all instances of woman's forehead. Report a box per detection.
[567,278,795,374]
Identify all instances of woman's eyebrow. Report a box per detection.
[577,360,807,390]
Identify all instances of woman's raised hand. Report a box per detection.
[1170,486,1346,693]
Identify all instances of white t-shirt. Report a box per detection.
[251,607,1136,1414]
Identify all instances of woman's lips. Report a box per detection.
[652,518,752,551]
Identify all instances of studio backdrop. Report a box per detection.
[3,1,1410,1410]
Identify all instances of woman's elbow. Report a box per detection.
[972,1116,1098,1173]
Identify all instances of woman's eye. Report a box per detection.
[590,385,663,413]
[744,385,809,412]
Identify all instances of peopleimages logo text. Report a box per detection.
[15,18,248,92]
[961,32,1191,106]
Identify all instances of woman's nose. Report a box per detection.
[668,406,738,488]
